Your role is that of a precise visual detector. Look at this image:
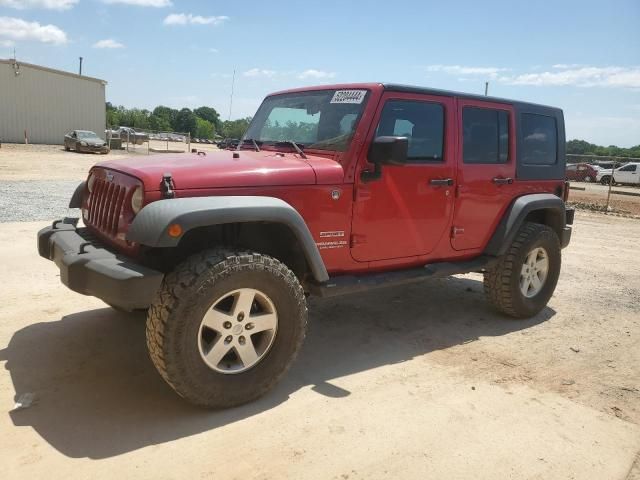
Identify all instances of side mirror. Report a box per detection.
[362,136,409,182]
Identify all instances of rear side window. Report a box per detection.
[521,114,557,165]
[375,100,444,162]
[618,164,637,171]
[462,107,509,164]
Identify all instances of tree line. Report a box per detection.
[106,103,639,155]
[567,139,640,158]
[106,103,252,140]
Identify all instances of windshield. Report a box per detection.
[77,131,98,139]
[244,89,369,152]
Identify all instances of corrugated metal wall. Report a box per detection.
[0,60,106,144]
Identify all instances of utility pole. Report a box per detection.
[79,56,83,76]
[484,81,489,96]
[228,69,236,121]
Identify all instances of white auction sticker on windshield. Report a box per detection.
[330,90,367,104]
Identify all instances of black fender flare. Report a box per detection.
[127,196,329,282]
[68,181,86,208]
[484,193,567,256]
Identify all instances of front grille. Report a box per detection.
[87,178,128,235]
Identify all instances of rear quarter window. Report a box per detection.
[521,114,557,165]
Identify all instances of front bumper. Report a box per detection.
[78,144,109,153]
[37,219,163,311]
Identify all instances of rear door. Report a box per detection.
[616,164,639,184]
[350,92,455,261]
[451,99,516,251]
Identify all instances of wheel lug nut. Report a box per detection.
[237,312,245,322]
[238,336,246,345]
[224,335,232,343]
[223,321,232,329]
[245,323,254,330]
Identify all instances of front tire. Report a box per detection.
[484,222,561,318]
[146,249,307,408]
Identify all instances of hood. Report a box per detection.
[96,149,344,191]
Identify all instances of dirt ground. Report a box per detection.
[1,145,639,479]
[0,142,220,181]
[568,183,640,216]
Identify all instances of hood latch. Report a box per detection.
[161,172,175,199]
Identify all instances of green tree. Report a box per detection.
[148,114,173,132]
[153,106,179,131]
[195,117,214,139]
[194,106,222,132]
[222,117,252,139]
[174,108,198,136]
[106,102,119,128]
[567,139,640,158]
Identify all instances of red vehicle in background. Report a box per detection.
[565,163,599,182]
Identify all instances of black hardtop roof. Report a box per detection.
[383,83,562,112]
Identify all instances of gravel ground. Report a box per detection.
[0,181,79,222]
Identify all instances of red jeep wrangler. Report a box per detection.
[38,83,573,407]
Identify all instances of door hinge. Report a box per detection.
[451,226,465,238]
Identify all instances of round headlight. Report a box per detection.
[87,173,96,193]
[131,187,143,214]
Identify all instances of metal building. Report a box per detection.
[0,59,106,144]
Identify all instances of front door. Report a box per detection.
[451,100,516,251]
[350,93,455,262]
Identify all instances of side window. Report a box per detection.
[462,107,509,164]
[375,100,444,162]
[618,164,636,171]
[567,164,577,171]
[521,114,557,165]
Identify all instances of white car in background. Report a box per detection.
[596,162,640,185]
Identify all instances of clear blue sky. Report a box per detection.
[1,0,639,146]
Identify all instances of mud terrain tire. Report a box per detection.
[146,248,307,408]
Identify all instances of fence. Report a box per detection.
[106,128,191,155]
[569,171,640,216]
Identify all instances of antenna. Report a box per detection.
[228,69,235,121]
[484,81,489,96]
[79,57,83,76]
[13,47,16,61]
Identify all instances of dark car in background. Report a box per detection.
[565,163,599,182]
[217,138,240,149]
[64,130,109,154]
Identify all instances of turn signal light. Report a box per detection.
[167,223,183,238]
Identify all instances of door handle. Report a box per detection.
[429,178,454,186]
[492,177,513,185]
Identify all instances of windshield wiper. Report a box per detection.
[275,140,307,159]
[237,138,260,152]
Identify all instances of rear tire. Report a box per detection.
[146,248,307,408]
[600,176,611,185]
[484,222,561,318]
